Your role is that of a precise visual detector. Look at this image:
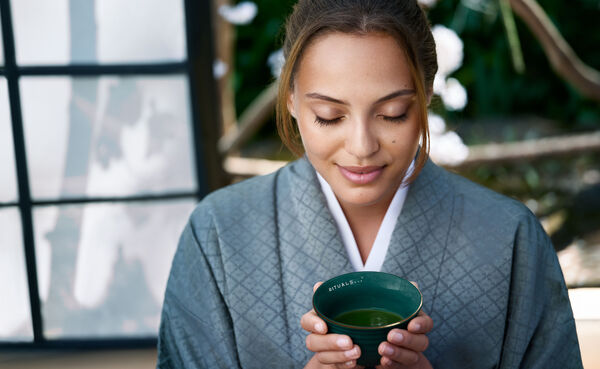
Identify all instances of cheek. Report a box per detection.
[297,120,337,159]
[385,122,421,152]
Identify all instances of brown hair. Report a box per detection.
[276,0,437,183]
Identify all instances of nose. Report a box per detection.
[344,118,379,159]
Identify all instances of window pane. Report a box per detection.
[0,13,4,65]
[21,76,196,200]
[12,0,186,65]
[0,207,33,341]
[0,78,18,203]
[34,199,195,338]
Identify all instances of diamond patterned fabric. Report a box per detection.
[157,157,582,368]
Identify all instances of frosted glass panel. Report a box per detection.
[0,207,33,341]
[20,76,196,200]
[95,0,186,63]
[12,0,186,65]
[0,15,4,65]
[34,199,195,338]
[0,78,18,203]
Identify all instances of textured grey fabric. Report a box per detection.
[157,157,582,369]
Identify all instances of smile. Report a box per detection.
[337,165,385,185]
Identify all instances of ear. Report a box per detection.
[426,89,433,106]
[287,91,297,119]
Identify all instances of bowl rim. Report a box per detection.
[312,271,423,330]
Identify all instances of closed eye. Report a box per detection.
[381,113,408,123]
[315,116,343,126]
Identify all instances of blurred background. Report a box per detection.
[0,0,598,367]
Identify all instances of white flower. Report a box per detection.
[440,77,467,111]
[431,25,468,111]
[267,49,285,78]
[418,0,439,8]
[428,113,469,166]
[218,2,258,25]
[213,59,228,79]
[430,131,469,165]
[432,25,463,78]
[428,113,446,135]
[433,74,446,96]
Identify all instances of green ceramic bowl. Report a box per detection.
[312,271,422,367]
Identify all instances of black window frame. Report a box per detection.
[0,0,224,349]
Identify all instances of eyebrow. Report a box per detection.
[305,89,415,105]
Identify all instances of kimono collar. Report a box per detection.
[284,156,453,279]
[315,161,414,272]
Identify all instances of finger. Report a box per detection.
[378,342,420,366]
[380,356,401,369]
[334,360,359,369]
[334,360,360,369]
[380,355,413,369]
[306,333,354,352]
[313,344,361,365]
[407,281,430,332]
[335,363,363,369]
[301,309,327,334]
[386,329,429,352]
[313,281,323,293]
[407,310,433,334]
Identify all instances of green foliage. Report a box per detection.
[427,0,600,128]
[233,0,295,116]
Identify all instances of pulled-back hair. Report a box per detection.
[276,0,437,183]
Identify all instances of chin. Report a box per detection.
[338,188,389,208]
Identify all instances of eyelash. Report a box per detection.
[314,114,408,126]
[314,116,343,126]
[382,114,408,123]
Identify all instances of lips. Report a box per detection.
[337,165,385,185]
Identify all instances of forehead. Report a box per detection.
[294,32,414,95]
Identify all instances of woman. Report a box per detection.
[157,0,582,368]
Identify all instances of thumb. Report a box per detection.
[313,281,323,293]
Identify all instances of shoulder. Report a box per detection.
[441,164,537,228]
[204,169,278,208]
[419,161,546,254]
[187,158,305,229]
[189,171,276,228]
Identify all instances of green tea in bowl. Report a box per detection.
[312,271,422,367]
[334,308,404,327]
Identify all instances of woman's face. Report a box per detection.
[288,32,422,210]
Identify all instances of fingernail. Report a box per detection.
[344,347,359,358]
[413,322,422,331]
[383,344,394,356]
[337,337,351,349]
[315,322,325,332]
[345,361,355,367]
[391,331,404,344]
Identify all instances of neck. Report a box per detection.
[338,188,396,263]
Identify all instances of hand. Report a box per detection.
[375,310,434,369]
[302,282,363,369]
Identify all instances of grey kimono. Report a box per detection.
[157,157,582,368]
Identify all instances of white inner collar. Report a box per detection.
[316,162,413,272]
